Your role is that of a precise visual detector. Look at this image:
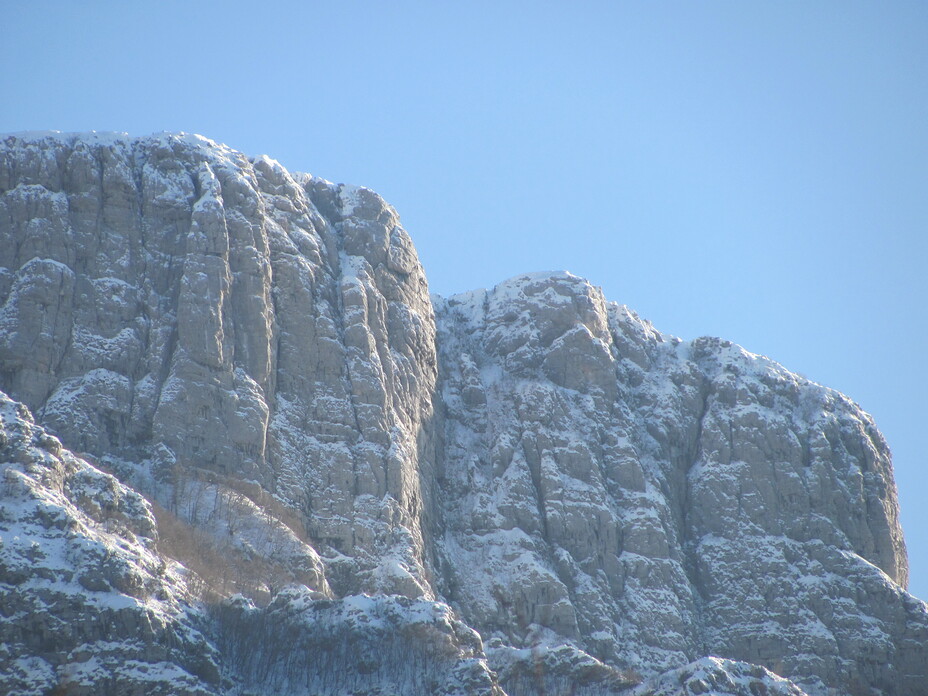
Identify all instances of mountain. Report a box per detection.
[1,131,925,696]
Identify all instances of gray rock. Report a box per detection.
[1,132,925,696]
[629,657,810,696]
[0,391,220,695]
[0,132,439,602]
[435,272,927,694]
[0,390,501,696]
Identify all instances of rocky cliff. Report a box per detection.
[0,132,925,696]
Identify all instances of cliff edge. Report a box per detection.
[1,132,925,695]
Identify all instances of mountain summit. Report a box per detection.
[1,132,925,696]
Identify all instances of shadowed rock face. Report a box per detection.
[0,132,925,696]
[0,392,222,695]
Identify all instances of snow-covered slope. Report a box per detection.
[0,132,925,695]
[0,391,220,695]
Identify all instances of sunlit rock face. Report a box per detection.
[434,272,925,694]
[1,132,926,696]
[0,131,440,603]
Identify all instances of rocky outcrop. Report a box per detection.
[0,132,438,602]
[213,590,500,696]
[629,657,809,696]
[434,273,926,694]
[0,391,501,695]
[0,391,220,695]
[1,132,925,696]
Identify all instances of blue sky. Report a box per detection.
[4,1,927,598]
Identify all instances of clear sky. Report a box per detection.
[4,1,926,598]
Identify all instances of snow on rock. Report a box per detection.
[629,657,809,696]
[1,131,927,696]
[0,390,501,696]
[213,589,501,695]
[0,130,440,602]
[435,272,928,694]
[0,391,220,695]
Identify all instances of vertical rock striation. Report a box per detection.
[0,132,925,696]
[434,272,926,694]
[0,132,439,601]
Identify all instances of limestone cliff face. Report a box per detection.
[435,274,924,695]
[0,132,925,696]
[0,132,439,601]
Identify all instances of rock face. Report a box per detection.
[434,276,925,695]
[0,132,925,696]
[0,391,221,695]
[0,391,500,696]
[0,131,439,601]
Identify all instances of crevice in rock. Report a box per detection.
[679,371,713,657]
